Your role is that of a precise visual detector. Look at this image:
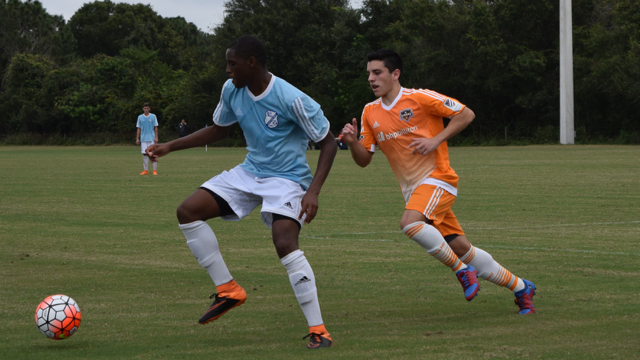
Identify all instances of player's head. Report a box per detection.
[142,103,150,114]
[366,49,402,98]
[226,35,268,88]
[367,49,403,77]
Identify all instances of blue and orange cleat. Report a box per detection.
[456,265,479,301]
[514,279,536,314]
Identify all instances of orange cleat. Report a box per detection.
[153,170,158,175]
[199,281,247,324]
[139,170,149,175]
[304,324,332,349]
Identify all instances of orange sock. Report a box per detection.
[217,279,240,294]
[309,324,330,337]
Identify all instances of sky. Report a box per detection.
[38,0,363,34]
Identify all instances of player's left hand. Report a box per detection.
[408,137,440,155]
[145,143,169,161]
[298,192,319,224]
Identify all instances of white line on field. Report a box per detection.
[301,236,640,255]
[305,220,640,237]
[301,220,640,255]
[477,245,640,256]
[466,220,640,230]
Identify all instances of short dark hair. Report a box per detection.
[143,103,150,108]
[367,49,403,77]
[228,35,267,67]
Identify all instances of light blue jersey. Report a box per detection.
[137,113,158,142]
[212,75,330,189]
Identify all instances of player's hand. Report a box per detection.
[408,137,440,155]
[298,192,319,224]
[341,118,358,143]
[145,143,170,161]
[136,139,140,145]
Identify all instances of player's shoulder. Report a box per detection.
[273,76,320,110]
[363,98,382,110]
[403,88,447,102]
[273,76,305,100]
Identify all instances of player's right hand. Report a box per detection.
[145,143,169,161]
[341,118,358,143]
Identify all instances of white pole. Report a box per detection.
[560,0,575,144]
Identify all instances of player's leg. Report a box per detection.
[402,185,479,301]
[449,234,536,314]
[140,142,149,175]
[152,159,157,175]
[177,178,254,324]
[258,177,331,349]
[271,216,331,349]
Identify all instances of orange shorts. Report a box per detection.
[405,184,465,237]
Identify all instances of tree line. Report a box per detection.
[1,0,639,145]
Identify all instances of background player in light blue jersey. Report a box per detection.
[136,103,159,175]
[146,35,337,349]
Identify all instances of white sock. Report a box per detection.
[403,222,467,272]
[179,220,232,286]
[460,246,525,292]
[152,161,157,171]
[143,155,149,170]
[281,250,323,327]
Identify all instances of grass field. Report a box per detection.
[1,145,639,359]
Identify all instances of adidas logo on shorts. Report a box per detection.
[283,202,293,209]
[295,276,311,285]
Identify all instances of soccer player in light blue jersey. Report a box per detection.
[146,35,337,349]
[136,103,159,175]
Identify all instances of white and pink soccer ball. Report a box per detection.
[35,294,81,340]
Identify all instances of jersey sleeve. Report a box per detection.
[291,95,330,142]
[212,80,237,127]
[417,90,466,119]
[136,116,141,128]
[358,105,377,152]
[153,115,158,127]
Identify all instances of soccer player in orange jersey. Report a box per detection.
[341,49,536,314]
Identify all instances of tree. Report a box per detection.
[0,0,76,81]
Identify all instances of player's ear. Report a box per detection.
[247,56,257,68]
[392,69,401,81]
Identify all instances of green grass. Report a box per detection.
[1,145,639,359]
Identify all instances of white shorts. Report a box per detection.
[201,166,307,228]
[140,141,154,154]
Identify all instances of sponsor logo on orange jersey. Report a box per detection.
[378,126,419,142]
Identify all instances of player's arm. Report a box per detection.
[154,126,158,144]
[146,124,230,160]
[298,131,337,224]
[136,127,141,145]
[341,118,373,167]
[408,107,475,155]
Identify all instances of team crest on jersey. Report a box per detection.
[444,98,462,112]
[264,110,278,128]
[399,108,414,122]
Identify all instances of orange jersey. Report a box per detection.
[359,87,465,202]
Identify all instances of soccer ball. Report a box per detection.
[35,294,82,340]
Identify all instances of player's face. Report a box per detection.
[367,60,398,98]
[143,106,150,115]
[226,49,252,88]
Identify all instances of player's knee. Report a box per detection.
[273,238,299,258]
[400,218,416,230]
[176,204,196,224]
